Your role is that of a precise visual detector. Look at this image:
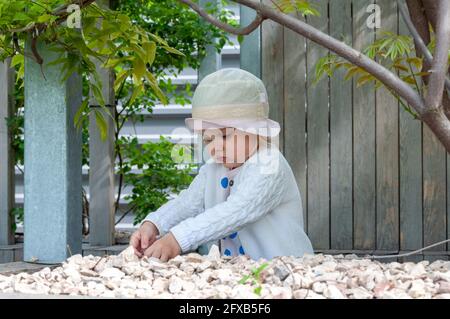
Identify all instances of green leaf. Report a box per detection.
[253,262,269,276]
[313,54,339,85]
[237,34,244,45]
[356,74,374,87]
[162,45,185,56]
[143,41,156,65]
[94,109,108,141]
[295,0,321,16]
[238,274,251,284]
[74,99,89,130]
[103,57,122,69]
[144,71,168,104]
[114,69,131,92]
[128,83,144,105]
[148,33,169,46]
[133,57,146,80]
[10,53,23,68]
[37,14,53,23]
[413,71,430,77]
[91,82,105,107]
[13,12,29,21]
[344,66,361,81]
[401,75,418,85]
[406,57,423,70]
[392,63,409,72]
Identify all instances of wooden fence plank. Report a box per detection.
[13,246,23,262]
[0,261,56,275]
[423,124,446,254]
[0,250,14,264]
[240,4,261,78]
[375,0,399,251]
[399,255,423,263]
[283,15,308,231]
[258,0,450,258]
[329,0,353,250]
[261,0,284,152]
[306,0,329,250]
[352,0,376,250]
[398,10,423,253]
[425,255,449,262]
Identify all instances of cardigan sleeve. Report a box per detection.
[140,164,207,236]
[169,158,287,253]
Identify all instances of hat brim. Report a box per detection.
[185,117,280,137]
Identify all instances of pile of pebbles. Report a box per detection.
[1,245,450,299]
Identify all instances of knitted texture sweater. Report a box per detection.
[141,143,314,260]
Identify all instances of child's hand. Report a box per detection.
[143,232,181,262]
[130,221,159,257]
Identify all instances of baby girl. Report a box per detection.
[130,68,314,261]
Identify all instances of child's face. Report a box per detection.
[201,127,259,169]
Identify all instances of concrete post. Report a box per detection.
[198,0,222,82]
[0,58,15,246]
[24,39,82,263]
[88,0,116,247]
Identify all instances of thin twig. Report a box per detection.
[115,204,137,226]
[15,164,24,175]
[66,244,73,257]
[91,256,103,270]
[178,0,266,35]
[365,238,450,259]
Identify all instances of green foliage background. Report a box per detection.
[1,0,235,228]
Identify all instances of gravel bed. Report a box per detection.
[1,246,450,299]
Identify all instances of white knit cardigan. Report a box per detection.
[141,143,314,261]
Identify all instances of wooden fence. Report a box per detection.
[260,0,450,261]
[1,0,449,264]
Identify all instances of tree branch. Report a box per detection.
[399,0,450,91]
[5,0,97,34]
[422,0,439,29]
[178,0,266,35]
[399,1,433,62]
[182,0,426,114]
[424,0,450,110]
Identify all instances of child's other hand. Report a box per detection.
[143,232,181,262]
[130,221,159,257]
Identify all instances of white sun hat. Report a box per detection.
[185,68,281,137]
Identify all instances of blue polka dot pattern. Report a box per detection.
[229,232,238,239]
[220,177,229,188]
[239,246,245,255]
[224,249,231,256]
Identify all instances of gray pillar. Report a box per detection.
[24,39,82,263]
[88,104,115,246]
[0,58,15,246]
[88,0,116,246]
[197,0,221,256]
[240,3,261,78]
[198,0,221,82]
